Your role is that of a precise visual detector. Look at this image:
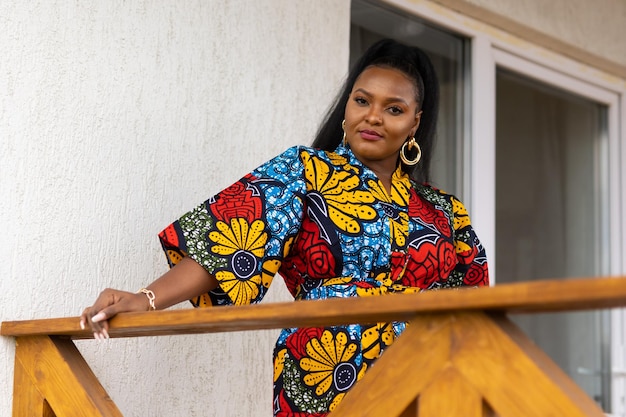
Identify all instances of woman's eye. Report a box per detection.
[354,97,367,105]
[388,106,403,115]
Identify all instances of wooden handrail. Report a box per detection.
[3,276,626,417]
[3,276,626,339]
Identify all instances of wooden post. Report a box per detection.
[399,399,418,417]
[12,336,122,417]
[418,367,484,417]
[330,312,607,417]
[12,360,55,417]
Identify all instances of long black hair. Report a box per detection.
[311,38,439,184]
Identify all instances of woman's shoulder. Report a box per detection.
[414,182,454,202]
[414,182,467,202]
[414,183,475,232]
[252,145,342,179]
[269,145,348,165]
[412,182,467,218]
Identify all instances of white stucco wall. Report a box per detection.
[462,0,626,68]
[0,1,350,416]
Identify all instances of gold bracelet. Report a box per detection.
[138,288,156,311]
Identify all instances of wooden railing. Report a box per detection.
[3,277,626,416]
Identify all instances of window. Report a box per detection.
[495,68,610,408]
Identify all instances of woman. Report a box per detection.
[81,38,489,416]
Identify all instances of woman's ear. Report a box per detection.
[412,110,423,136]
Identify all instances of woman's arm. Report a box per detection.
[80,257,218,339]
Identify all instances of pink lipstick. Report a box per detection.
[360,130,382,140]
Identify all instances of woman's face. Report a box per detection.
[344,66,421,175]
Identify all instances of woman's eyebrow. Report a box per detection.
[353,87,410,106]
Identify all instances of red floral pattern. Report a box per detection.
[158,223,179,248]
[399,240,456,289]
[463,262,489,286]
[457,244,479,265]
[286,327,324,361]
[389,251,407,282]
[408,188,452,238]
[286,217,338,282]
[209,173,263,223]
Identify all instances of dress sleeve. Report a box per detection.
[158,146,307,307]
[448,196,490,287]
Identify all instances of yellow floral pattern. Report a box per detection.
[209,218,267,257]
[261,259,281,289]
[361,322,395,360]
[214,270,261,305]
[274,348,287,382]
[366,174,411,248]
[302,151,377,235]
[300,330,358,396]
[356,272,392,297]
[208,217,268,305]
[451,196,471,230]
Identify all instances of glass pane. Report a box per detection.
[350,0,468,196]
[495,69,610,410]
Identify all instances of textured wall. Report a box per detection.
[461,0,626,68]
[0,1,349,416]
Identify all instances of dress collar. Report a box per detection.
[332,145,411,187]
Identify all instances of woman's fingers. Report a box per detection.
[79,289,117,337]
[89,310,110,340]
[80,289,147,340]
[91,311,107,323]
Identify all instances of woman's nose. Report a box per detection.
[365,106,382,124]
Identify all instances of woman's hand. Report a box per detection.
[79,257,219,340]
[80,288,150,340]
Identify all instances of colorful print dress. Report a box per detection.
[158,145,489,416]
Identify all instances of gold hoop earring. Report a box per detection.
[400,137,421,166]
[341,119,347,147]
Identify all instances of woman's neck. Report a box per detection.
[368,166,395,194]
